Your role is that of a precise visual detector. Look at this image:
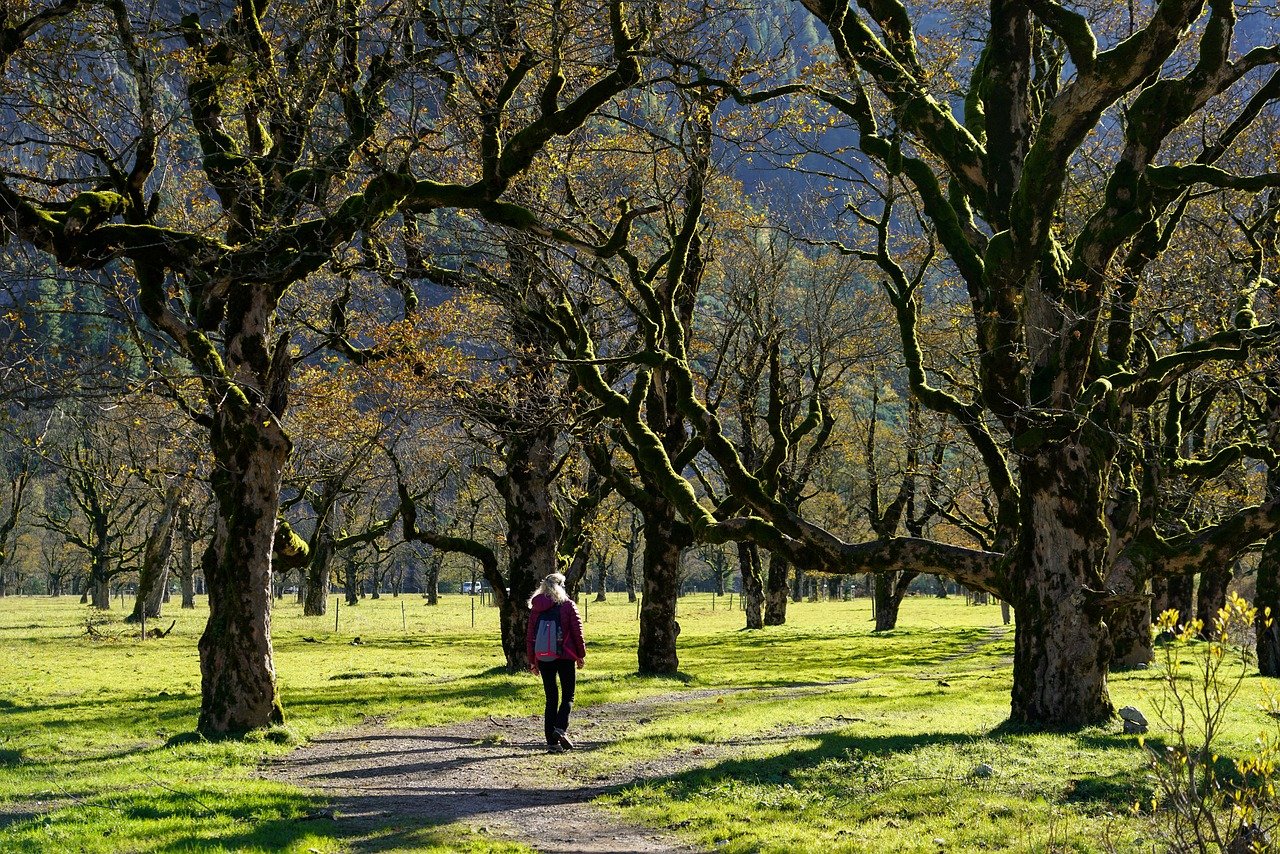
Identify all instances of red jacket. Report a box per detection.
[526,594,586,664]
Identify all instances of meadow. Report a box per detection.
[0,589,1274,852]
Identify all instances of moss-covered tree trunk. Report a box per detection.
[1195,563,1233,632]
[496,425,560,671]
[738,541,764,630]
[764,552,789,626]
[638,503,685,673]
[128,484,181,623]
[303,548,331,614]
[1257,531,1280,676]
[1152,575,1194,623]
[303,479,343,616]
[1105,560,1152,670]
[199,417,289,734]
[196,286,290,737]
[1108,595,1153,669]
[1010,439,1114,727]
[873,570,918,632]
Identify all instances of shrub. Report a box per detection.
[1135,594,1280,853]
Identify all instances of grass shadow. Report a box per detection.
[626,671,697,685]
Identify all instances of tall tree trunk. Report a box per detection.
[638,503,684,673]
[90,561,111,609]
[425,550,441,605]
[624,516,639,603]
[304,480,343,616]
[179,502,196,609]
[1195,563,1234,634]
[495,426,561,671]
[594,553,608,602]
[873,571,918,632]
[303,552,330,615]
[1105,559,1152,669]
[128,485,182,623]
[1152,574,1194,624]
[791,566,803,603]
[563,542,592,599]
[195,286,292,736]
[1257,531,1280,676]
[738,541,764,630]
[344,556,358,606]
[87,504,113,609]
[1108,596,1153,669]
[197,407,289,735]
[764,553,789,625]
[1010,440,1114,727]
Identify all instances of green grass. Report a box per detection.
[0,591,1274,852]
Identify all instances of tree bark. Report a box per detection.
[179,502,196,609]
[1108,593,1153,669]
[1195,563,1233,634]
[344,556,358,606]
[1152,574,1194,624]
[873,570,918,632]
[90,567,110,609]
[425,550,441,605]
[638,504,684,673]
[1104,551,1154,670]
[738,541,764,629]
[197,407,289,736]
[594,552,608,602]
[764,552,789,625]
[195,284,292,737]
[303,550,330,615]
[128,484,182,623]
[624,516,639,603]
[1258,531,1280,676]
[496,425,561,671]
[1009,440,1114,727]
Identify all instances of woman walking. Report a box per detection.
[526,573,586,753]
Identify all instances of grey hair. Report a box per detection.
[529,572,568,607]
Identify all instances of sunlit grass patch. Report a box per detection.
[5,591,1254,851]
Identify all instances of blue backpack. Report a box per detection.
[533,604,564,661]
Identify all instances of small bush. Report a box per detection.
[1133,593,1280,852]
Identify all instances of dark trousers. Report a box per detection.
[539,657,576,744]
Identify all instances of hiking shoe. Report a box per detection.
[547,743,565,754]
[557,733,576,750]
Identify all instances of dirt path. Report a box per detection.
[267,682,865,853]
[266,627,1011,853]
